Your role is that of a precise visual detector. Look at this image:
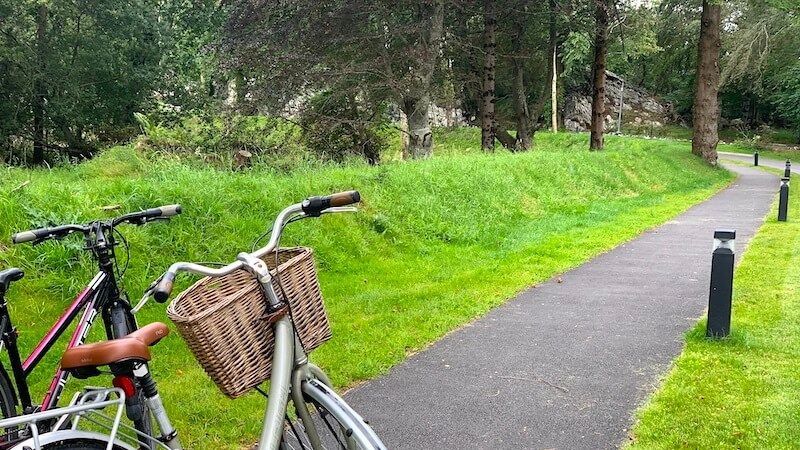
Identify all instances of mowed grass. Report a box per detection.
[0,130,731,448]
[628,164,800,449]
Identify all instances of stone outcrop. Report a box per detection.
[564,71,673,132]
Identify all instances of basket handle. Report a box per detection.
[301,191,361,216]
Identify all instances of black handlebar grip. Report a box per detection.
[153,272,176,303]
[301,191,361,216]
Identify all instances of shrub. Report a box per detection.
[299,91,389,165]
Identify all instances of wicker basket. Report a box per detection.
[166,247,331,398]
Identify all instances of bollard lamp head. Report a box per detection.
[713,229,736,252]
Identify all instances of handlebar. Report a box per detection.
[152,191,360,303]
[11,204,182,245]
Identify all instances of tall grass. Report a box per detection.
[0,131,731,447]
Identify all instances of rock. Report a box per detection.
[564,71,672,132]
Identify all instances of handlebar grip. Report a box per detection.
[11,229,41,244]
[153,272,176,303]
[158,204,182,217]
[140,204,182,219]
[328,191,361,207]
[301,191,361,216]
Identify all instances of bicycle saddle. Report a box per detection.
[61,322,170,378]
[0,268,24,295]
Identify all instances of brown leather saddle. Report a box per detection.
[61,322,169,378]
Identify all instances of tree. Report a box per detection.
[590,0,610,150]
[446,1,553,152]
[692,0,721,164]
[219,0,445,161]
[0,0,168,164]
[481,0,497,151]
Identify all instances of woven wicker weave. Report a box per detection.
[166,247,331,398]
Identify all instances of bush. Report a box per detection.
[299,91,389,165]
[134,114,312,170]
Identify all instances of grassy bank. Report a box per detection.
[621,123,799,147]
[628,166,800,449]
[0,132,730,447]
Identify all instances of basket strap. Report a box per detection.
[259,304,290,324]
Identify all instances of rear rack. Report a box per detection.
[1,387,170,450]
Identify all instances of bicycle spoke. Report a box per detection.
[319,407,347,450]
[285,412,310,450]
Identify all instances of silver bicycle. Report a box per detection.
[151,191,386,450]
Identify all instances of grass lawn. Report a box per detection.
[0,130,731,448]
[628,165,800,449]
[621,123,799,148]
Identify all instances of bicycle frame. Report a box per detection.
[0,270,126,414]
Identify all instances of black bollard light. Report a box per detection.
[707,229,736,338]
[754,151,759,166]
[785,160,792,178]
[778,177,790,222]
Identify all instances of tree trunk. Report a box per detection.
[549,0,559,133]
[510,19,531,150]
[402,97,433,159]
[556,50,565,128]
[481,0,497,152]
[692,0,721,165]
[590,0,609,151]
[32,3,48,165]
[398,0,444,159]
[551,49,558,133]
[496,126,517,150]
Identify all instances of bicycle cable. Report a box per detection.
[251,214,312,352]
[112,227,130,280]
[250,214,307,252]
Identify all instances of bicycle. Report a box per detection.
[147,191,387,450]
[2,206,185,449]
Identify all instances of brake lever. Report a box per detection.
[320,207,358,215]
[132,275,162,314]
[145,217,170,224]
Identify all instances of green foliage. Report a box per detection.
[629,164,800,449]
[135,114,311,170]
[0,132,730,448]
[0,0,165,159]
[0,0,224,163]
[299,91,389,165]
[562,31,593,86]
[769,64,800,139]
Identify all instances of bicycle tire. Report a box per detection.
[130,386,154,450]
[111,314,154,450]
[43,438,126,450]
[0,362,18,444]
[280,381,384,450]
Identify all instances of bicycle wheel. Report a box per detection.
[43,438,126,449]
[129,387,154,450]
[0,363,18,444]
[281,380,384,450]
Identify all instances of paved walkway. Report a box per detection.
[345,162,779,449]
